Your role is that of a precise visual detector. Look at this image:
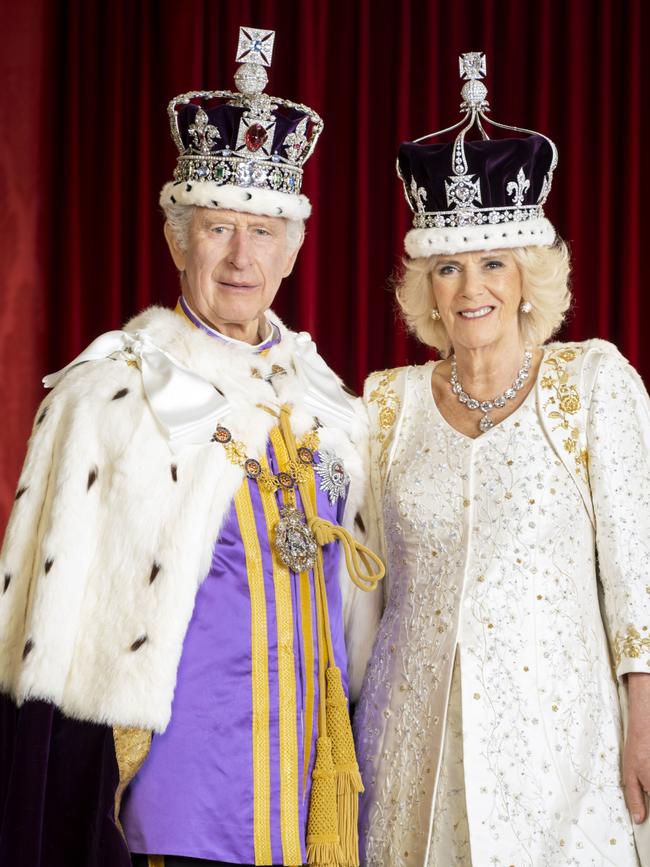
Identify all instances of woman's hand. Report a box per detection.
[623,672,650,824]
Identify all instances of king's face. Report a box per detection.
[167,207,299,340]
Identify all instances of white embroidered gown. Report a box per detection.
[354,345,650,867]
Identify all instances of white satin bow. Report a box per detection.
[43,329,354,452]
[43,330,231,451]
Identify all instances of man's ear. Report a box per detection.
[283,236,304,278]
[164,222,187,272]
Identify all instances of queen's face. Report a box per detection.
[430,249,523,352]
[165,207,300,334]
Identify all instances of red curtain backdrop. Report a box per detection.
[1,0,645,530]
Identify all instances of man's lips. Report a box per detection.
[217,281,259,290]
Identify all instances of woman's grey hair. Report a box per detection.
[162,203,305,252]
[396,240,572,355]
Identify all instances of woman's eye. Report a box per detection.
[438,265,457,275]
[485,260,504,269]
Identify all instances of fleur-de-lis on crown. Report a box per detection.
[506,167,531,207]
[410,178,428,213]
[283,117,309,164]
[188,107,221,154]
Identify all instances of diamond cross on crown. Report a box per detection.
[236,27,276,67]
[459,52,487,80]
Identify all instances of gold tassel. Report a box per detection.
[326,667,364,867]
[306,736,344,867]
[276,404,381,867]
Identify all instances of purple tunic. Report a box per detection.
[121,302,349,865]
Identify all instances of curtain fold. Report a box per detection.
[0,0,644,529]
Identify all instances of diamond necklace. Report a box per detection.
[450,349,533,433]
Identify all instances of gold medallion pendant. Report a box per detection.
[274,506,317,572]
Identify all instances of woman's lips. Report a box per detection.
[458,305,495,319]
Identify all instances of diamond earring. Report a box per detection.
[520,300,533,314]
[430,309,441,321]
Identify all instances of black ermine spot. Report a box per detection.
[171,464,178,482]
[149,562,161,584]
[87,467,98,490]
[44,558,54,575]
[15,487,27,501]
[3,574,11,594]
[36,407,49,425]
[130,635,148,652]
[23,639,34,660]
[112,388,129,400]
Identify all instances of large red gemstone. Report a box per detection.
[245,123,268,152]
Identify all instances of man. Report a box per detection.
[0,27,382,867]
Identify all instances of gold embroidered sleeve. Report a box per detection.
[613,625,650,668]
[541,347,589,482]
[366,369,402,479]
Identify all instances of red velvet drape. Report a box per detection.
[1,0,645,530]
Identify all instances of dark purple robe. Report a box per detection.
[0,692,131,867]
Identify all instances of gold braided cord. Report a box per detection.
[300,567,316,795]
[278,405,379,867]
[278,407,384,595]
[233,481,273,865]
[272,414,340,865]
[300,464,318,796]
[147,857,165,867]
[258,445,302,865]
[267,425,317,797]
[308,518,383,592]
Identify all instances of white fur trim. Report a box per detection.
[404,217,556,257]
[0,307,366,732]
[160,181,312,221]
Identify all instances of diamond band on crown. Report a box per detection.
[413,204,544,229]
[173,154,302,195]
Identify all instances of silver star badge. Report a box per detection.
[315,450,350,505]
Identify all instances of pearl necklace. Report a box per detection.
[450,350,533,433]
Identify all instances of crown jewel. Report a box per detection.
[398,53,558,255]
[163,26,323,215]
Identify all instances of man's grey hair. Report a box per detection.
[162,203,305,252]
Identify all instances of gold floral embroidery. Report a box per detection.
[367,368,402,476]
[541,347,588,481]
[613,625,650,666]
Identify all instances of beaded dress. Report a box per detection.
[354,344,650,867]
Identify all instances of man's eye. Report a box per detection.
[210,226,227,234]
[254,228,271,236]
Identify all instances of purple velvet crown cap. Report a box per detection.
[399,51,558,257]
[399,134,554,215]
[160,26,324,222]
[176,101,312,166]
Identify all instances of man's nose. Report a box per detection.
[227,230,252,268]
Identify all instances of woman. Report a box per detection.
[353,54,650,866]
